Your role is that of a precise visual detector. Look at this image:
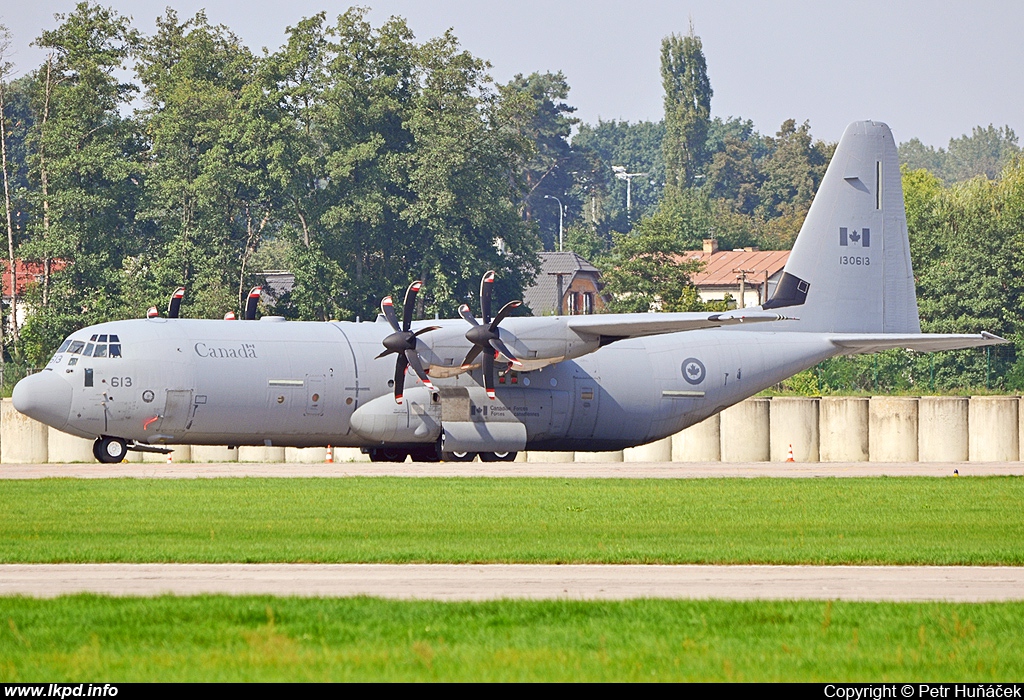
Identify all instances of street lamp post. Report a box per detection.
[612,165,647,217]
[543,194,564,252]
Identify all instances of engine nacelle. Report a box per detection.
[349,388,440,444]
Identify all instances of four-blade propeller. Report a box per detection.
[459,270,523,399]
[376,281,440,404]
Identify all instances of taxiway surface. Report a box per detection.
[2,563,1023,601]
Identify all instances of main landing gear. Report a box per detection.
[93,436,127,464]
[440,451,518,462]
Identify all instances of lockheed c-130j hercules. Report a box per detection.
[13,121,1006,464]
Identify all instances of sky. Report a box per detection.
[2,1,1021,148]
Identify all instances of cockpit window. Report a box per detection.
[68,341,85,354]
[98,335,108,343]
[90,334,98,342]
[93,344,108,358]
[110,335,120,343]
[57,340,72,353]
[83,343,95,357]
[109,344,122,358]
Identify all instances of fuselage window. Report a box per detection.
[83,343,95,357]
[93,345,108,358]
[68,358,78,366]
[109,344,122,358]
[57,340,72,353]
[68,341,85,354]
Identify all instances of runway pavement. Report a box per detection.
[2,563,1023,601]
[1,461,1022,479]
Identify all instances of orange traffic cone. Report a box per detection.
[325,446,334,464]
[786,444,795,463]
[167,452,173,464]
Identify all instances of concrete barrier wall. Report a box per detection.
[820,397,869,462]
[969,396,1019,462]
[919,397,969,462]
[623,436,672,462]
[1,398,48,463]
[672,414,721,462]
[720,398,770,462]
[47,427,95,463]
[769,397,819,462]
[869,397,919,462]
[575,450,624,462]
[5,395,1024,464]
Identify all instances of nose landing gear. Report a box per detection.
[93,436,128,464]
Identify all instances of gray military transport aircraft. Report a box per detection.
[12,121,1006,463]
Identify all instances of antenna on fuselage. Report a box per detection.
[244,287,262,320]
[167,287,185,319]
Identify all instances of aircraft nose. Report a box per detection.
[12,370,73,430]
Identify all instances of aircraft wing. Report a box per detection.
[829,332,1007,355]
[565,310,794,341]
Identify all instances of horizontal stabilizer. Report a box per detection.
[829,332,1007,355]
[567,310,795,340]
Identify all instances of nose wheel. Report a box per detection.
[93,436,128,464]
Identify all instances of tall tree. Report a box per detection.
[0,23,17,350]
[134,9,274,319]
[18,2,141,363]
[660,25,712,192]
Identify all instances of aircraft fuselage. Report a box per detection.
[19,316,838,454]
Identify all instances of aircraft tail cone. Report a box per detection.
[786,444,795,463]
[325,446,334,464]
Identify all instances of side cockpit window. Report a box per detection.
[57,340,72,353]
[67,341,85,355]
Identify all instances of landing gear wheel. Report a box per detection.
[479,451,517,462]
[94,437,127,464]
[442,451,476,462]
[369,448,408,463]
[409,445,441,463]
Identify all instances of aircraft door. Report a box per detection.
[152,389,193,437]
[567,374,600,439]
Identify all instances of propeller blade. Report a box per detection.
[489,338,522,366]
[167,287,185,319]
[394,352,409,404]
[480,270,495,324]
[380,296,401,332]
[402,280,423,332]
[413,325,441,337]
[405,349,436,391]
[490,299,522,330]
[244,287,262,321]
[459,304,479,326]
[375,348,395,359]
[461,345,482,369]
[483,350,496,399]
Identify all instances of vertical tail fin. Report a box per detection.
[764,121,920,333]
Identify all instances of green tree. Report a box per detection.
[572,118,664,230]
[598,189,711,313]
[755,119,833,246]
[18,2,141,363]
[134,9,277,320]
[660,26,712,192]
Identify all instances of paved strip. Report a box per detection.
[1,462,1021,479]
[1,564,1022,601]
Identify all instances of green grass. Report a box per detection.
[1,596,1021,682]
[2,477,1023,564]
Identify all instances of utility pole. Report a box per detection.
[543,194,564,252]
[612,166,647,218]
[732,268,755,309]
